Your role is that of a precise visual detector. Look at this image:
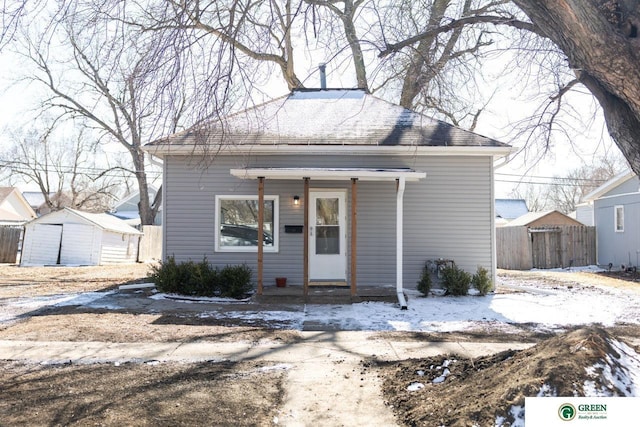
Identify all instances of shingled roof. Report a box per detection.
[146,89,510,151]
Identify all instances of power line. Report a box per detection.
[495,172,609,183]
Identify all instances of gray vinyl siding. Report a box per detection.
[594,192,640,267]
[575,204,594,226]
[163,154,493,290]
[602,176,640,197]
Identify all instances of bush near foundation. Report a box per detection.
[417,263,432,296]
[150,256,252,299]
[472,266,493,296]
[441,265,472,296]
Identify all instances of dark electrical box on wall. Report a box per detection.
[284,225,304,234]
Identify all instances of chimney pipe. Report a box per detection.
[319,63,326,90]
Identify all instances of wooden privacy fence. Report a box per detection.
[138,225,162,262]
[0,226,22,263]
[497,225,596,270]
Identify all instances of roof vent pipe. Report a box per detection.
[319,63,326,90]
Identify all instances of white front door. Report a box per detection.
[309,190,347,281]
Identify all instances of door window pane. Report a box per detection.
[316,226,340,254]
[316,198,339,225]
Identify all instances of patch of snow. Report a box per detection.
[407,382,424,391]
[432,368,450,384]
[151,293,251,303]
[53,291,118,309]
[256,364,291,373]
[536,383,556,397]
[533,265,605,273]
[584,339,640,397]
[496,405,525,427]
[510,405,525,427]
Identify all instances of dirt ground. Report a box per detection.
[1,264,639,426]
[379,327,633,426]
[0,360,285,427]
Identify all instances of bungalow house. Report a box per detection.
[0,187,36,226]
[109,186,162,226]
[144,88,513,307]
[0,187,36,263]
[581,171,640,268]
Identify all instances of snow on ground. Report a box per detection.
[1,267,639,334]
[194,268,640,332]
[0,291,117,324]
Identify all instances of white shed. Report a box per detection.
[21,208,143,266]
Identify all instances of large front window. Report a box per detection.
[215,196,279,252]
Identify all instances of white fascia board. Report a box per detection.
[230,168,426,182]
[144,144,513,158]
[581,170,636,202]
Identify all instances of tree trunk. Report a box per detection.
[513,0,640,173]
[132,148,154,226]
[341,1,368,91]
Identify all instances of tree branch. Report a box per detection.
[379,15,541,58]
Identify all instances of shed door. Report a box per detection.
[309,190,347,281]
[23,224,63,265]
[60,223,99,265]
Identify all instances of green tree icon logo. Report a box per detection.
[558,403,576,421]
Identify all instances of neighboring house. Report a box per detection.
[0,187,37,226]
[504,210,583,228]
[584,171,640,268]
[21,207,142,266]
[110,186,162,226]
[576,170,636,226]
[495,198,529,227]
[144,88,512,306]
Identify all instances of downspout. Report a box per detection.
[396,177,408,309]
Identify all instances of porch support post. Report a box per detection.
[257,177,265,295]
[303,177,310,297]
[396,177,408,309]
[350,178,358,297]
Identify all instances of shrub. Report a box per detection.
[472,266,493,296]
[149,257,253,299]
[417,263,432,296]
[441,265,471,296]
[219,264,253,299]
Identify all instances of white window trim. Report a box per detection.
[614,205,624,233]
[215,195,279,252]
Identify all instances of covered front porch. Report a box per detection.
[230,167,426,308]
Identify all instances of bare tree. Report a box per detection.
[509,184,548,212]
[510,154,627,213]
[0,124,122,212]
[13,4,191,224]
[5,0,640,182]
[510,0,640,175]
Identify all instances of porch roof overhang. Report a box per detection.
[230,167,426,181]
